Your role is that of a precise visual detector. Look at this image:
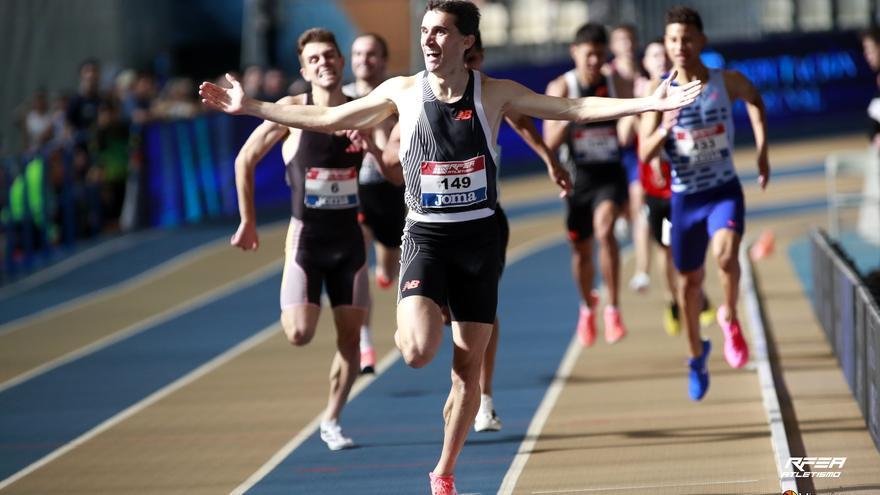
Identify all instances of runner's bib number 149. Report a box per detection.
[419,155,487,209]
[304,167,358,209]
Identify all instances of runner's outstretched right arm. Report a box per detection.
[200,74,398,132]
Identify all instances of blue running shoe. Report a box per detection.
[688,340,711,401]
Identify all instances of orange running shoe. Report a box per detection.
[576,291,599,347]
[604,306,627,344]
[429,472,458,495]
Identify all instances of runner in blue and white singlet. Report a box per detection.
[663,67,744,272]
[638,6,770,402]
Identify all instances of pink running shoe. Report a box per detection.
[604,306,627,344]
[576,291,599,347]
[429,472,458,495]
[717,305,749,368]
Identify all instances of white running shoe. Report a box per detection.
[474,409,502,432]
[628,271,650,292]
[320,421,354,451]
[474,395,502,432]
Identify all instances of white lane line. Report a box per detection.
[497,334,581,495]
[740,247,798,492]
[0,220,285,337]
[232,230,566,494]
[498,245,632,495]
[0,260,282,394]
[0,322,282,491]
[0,230,164,300]
[530,478,763,494]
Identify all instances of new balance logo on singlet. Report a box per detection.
[454,109,473,121]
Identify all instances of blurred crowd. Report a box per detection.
[3,59,305,262]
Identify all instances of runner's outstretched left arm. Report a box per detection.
[505,71,702,123]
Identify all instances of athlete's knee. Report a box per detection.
[716,249,739,272]
[394,328,435,368]
[680,270,704,289]
[570,240,592,260]
[593,213,615,241]
[450,358,482,394]
[280,311,314,346]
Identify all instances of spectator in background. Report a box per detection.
[66,59,105,141]
[153,77,200,120]
[122,72,158,125]
[50,93,72,148]
[260,68,288,101]
[92,99,129,231]
[23,90,54,152]
[242,65,264,97]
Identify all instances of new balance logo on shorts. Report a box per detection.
[402,280,421,291]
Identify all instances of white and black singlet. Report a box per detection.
[396,70,500,324]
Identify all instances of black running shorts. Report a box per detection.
[398,215,499,324]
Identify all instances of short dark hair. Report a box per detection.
[472,30,483,54]
[297,28,342,60]
[861,27,880,44]
[356,32,389,59]
[666,6,703,32]
[425,0,480,36]
[573,23,608,46]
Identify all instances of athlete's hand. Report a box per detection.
[757,150,770,190]
[649,160,667,189]
[345,129,382,156]
[547,162,573,198]
[200,74,248,115]
[231,221,259,251]
[652,70,702,112]
[661,109,680,131]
